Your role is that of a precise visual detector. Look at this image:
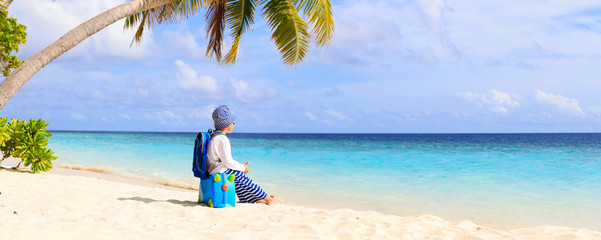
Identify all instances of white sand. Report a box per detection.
[1,170,600,240]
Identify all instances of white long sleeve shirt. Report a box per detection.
[207,134,246,175]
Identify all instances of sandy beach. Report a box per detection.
[5,0,601,238]
[1,165,600,240]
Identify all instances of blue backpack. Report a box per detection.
[192,131,223,180]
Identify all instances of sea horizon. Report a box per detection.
[49,129,601,135]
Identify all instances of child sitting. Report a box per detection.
[207,105,282,205]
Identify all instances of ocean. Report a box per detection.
[48,132,601,230]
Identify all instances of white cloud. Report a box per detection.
[230,79,277,103]
[534,90,585,115]
[417,0,460,58]
[70,112,86,120]
[11,0,153,60]
[312,1,601,67]
[188,104,219,120]
[93,20,154,59]
[489,90,520,107]
[305,112,318,120]
[448,0,601,63]
[89,89,122,101]
[161,30,204,59]
[311,0,460,66]
[144,110,185,125]
[175,60,218,94]
[457,89,519,114]
[120,114,131,120]
[325,109,349,121]
[418,0,447,25]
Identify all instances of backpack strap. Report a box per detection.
[211,131,224,138]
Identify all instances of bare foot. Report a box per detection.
[256,195,283,205]
[266,195,283,205]
[266,198,283,205]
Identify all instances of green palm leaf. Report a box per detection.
[124,0,206,45]
[122,0,333,66]
[295,0,334,46]
[205,0,227,62]
[125,6,172,45]
[176,0,207,20]
[223,0,257,64]
[263,0,310,66]
[124,11,149,46]
[124,11,143,30]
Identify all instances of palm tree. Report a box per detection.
[0,0,334,109]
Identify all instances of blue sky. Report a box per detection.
[3,0,601,133]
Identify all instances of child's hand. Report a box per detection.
[244,162,253,174]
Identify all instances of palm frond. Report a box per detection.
[295,0,334,46]
[173,0,206,21]
[223,0,257,64]
[124,11,143,29]
[205,0,227,62]
[124,0,207,46]
[126,11,149,46]
[263,0,310,66]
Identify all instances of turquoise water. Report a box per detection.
[48,132,601,230]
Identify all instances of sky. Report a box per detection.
[3,0,601,133]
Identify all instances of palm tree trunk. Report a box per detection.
[0,0,173,109]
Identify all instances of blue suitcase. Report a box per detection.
[198,173,236,208]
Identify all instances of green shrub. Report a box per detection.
[0,117,8,143]
[0,9,27,77]
[0,118,24,161]
[0,118,57,173]
[25,147,57,173]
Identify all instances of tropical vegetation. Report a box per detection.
[0,1,27,77]
[0,117,58,173]
[125,0,334,65]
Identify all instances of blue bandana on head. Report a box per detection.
[212,105,236,130]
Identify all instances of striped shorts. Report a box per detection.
[224,169,268,203]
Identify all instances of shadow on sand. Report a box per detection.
[117,196,204,207]
[0,167,33,173]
